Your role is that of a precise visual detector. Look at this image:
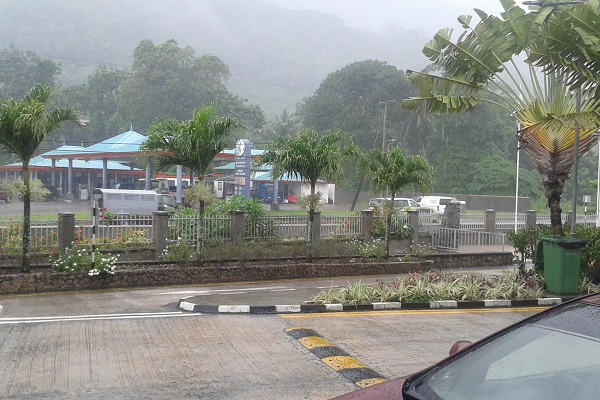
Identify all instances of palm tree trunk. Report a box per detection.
[384,193,396,257]
[543,175,565,236]
[307,184,316,262]
[21,165,31,271]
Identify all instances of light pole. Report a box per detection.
[515,122,521,233]
[379,99,395,152]
[595,132,600,227]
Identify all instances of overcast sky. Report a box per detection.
[264,1,525,35]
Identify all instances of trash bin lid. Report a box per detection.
[541,235,587,249]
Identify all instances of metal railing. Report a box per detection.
[320,213,362,238]
[75,216,153,249]
[431,227,507,253]
[0,219,59,255]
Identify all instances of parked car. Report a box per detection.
[0,190,12,203]
[368,197,432,216]
[332,293,600,400]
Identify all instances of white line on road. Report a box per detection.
[155,286,291,295]
[0,311,202,324]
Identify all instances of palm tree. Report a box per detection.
[0,85,86,270]
[362,148,433,256]
[401,0,600,235]
[141,104,241,257]
[257,129,359,256]
[141,104,241,215]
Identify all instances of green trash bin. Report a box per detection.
[534,236,586,295]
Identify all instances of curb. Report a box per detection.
[178,297,564,314]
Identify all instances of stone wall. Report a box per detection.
[0,252,513,294]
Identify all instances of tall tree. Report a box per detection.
[118,39,264,132]
[0,45,60,99]
[362,148,433,256]
[401,0,600,235]
[0,85,86,270]
[299,60,419,152]
[257,129,359,254]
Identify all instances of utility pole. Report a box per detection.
[380,99,395,152]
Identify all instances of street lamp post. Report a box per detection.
[379,99,395,152]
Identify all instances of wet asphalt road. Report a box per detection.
[0,278,541,399]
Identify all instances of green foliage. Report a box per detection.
[206,196,266,220]
[142,104,242,182]
[311,270,546,305]
[160,240,197,265]
[0,45,60,99]
[117,39,263,132]
[394,224,413,240]
[507,226,554,268]
[182,184,216,209]
[52,246,118,276]
[574,226,600,281]
[299,60,417,151]
[348,238,386,260]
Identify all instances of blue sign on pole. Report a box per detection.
[234,139,252,199]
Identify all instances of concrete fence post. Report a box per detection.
[57,212,75,254]
[485,209,496,233]
[361,210,374,242]
[312,211,321,241]
[231,211,245,243]
[152,211,169,255]
[408,210,419,244]
[526,210,537,229]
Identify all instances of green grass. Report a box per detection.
[0,212,92,222]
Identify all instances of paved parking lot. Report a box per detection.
[0,282,540,399]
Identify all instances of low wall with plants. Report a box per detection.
[0,252,513,294]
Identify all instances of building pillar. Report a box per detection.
[145,157,152,190]
[102,158,108,189]
[66,158,74,199]
[176,165,183,205]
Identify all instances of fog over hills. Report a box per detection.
[0,0,508,116]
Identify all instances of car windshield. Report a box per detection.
[404,302,600,400]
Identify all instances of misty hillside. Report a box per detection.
[0,0,431,116]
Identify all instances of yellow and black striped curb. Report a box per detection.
[285,327,388,389]
[179,297,564,313]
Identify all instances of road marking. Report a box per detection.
[286,327,387,388]
[0,311,202,324]
[280,306,548,319]
[155,286,290,295]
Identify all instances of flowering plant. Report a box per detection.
[52,244,118,275]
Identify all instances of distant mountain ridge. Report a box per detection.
[0,0,430,116]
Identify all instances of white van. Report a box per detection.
[416,196,453,215]
[92,188,176,216]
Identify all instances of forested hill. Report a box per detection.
[0,0,430,116]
